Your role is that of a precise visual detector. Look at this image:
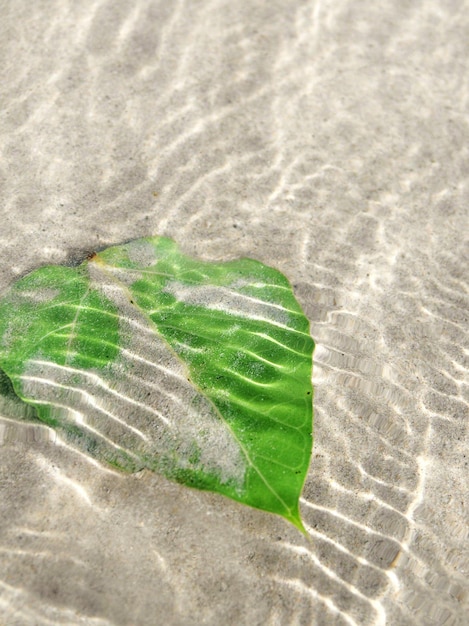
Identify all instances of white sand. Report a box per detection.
[1,1,468,624]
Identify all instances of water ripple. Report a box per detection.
[1,0,468,624]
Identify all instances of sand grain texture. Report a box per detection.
[1,1,468,624]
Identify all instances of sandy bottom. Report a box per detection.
[0,1,468,624]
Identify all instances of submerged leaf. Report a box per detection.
[0,236,314,530]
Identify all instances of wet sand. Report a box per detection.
[1,1,468,624]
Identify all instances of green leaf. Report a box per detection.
[0,236,314,530]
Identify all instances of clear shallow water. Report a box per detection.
[1,1,468,624]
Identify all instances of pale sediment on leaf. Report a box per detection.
[126,240,160,267]
[162,281,293,327]
[87,261,247,487]
[11,288,60,304]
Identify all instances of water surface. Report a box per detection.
[0,1,467,624]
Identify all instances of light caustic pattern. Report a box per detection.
[0,236,314,530]
[1,0,468,624]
